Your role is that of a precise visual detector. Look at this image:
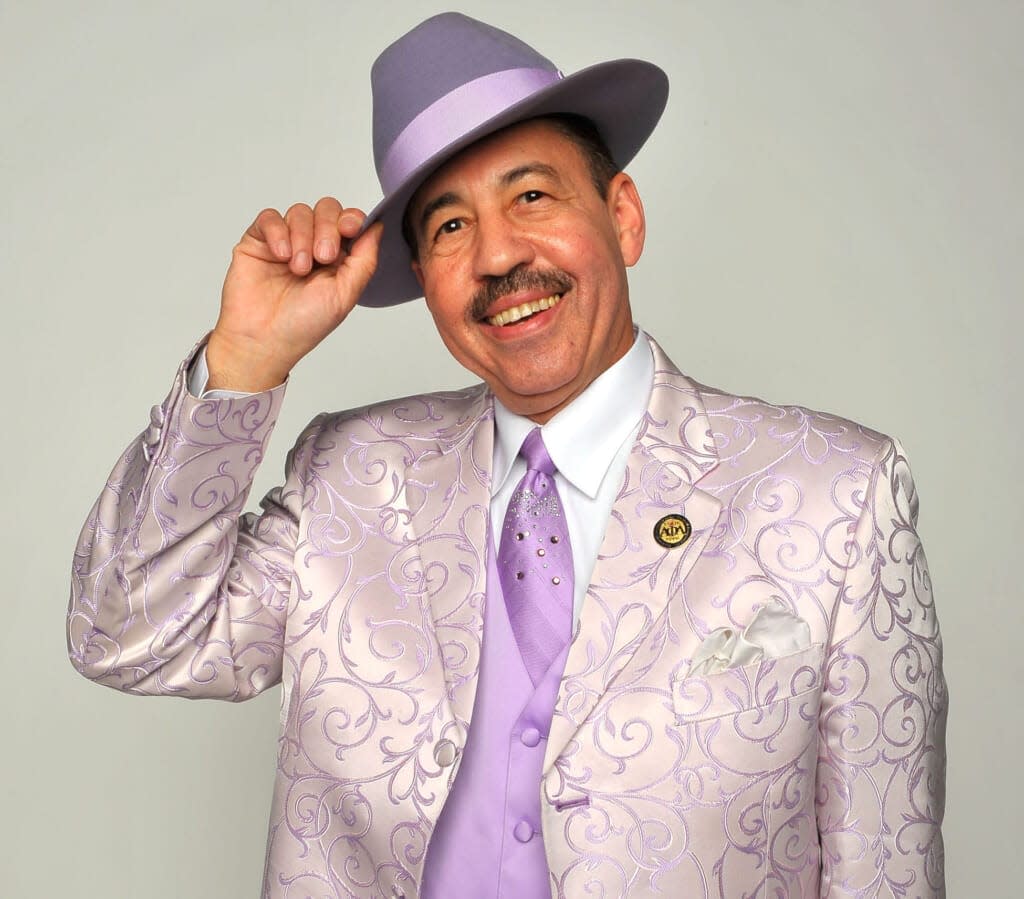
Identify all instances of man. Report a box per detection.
[68,12,946,898]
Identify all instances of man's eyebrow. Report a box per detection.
[500,162,559,187]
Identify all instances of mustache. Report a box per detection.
[470,266,572,320]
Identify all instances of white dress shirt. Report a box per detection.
[189,330,655,625]
[488,332,653,624]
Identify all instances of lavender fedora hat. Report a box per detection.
[355,11,669,307]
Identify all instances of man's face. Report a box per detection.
[409,119,646,422]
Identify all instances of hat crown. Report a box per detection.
[370,13,558,178]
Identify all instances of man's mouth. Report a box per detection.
[486,293,563,327]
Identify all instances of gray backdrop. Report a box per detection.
[3,1,1020,895]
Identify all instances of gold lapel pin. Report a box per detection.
[654,514,692,548]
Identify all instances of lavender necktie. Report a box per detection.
[498,428,574,685]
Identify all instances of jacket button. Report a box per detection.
[433,739,458,768]
[520,727,541,747]
[513,820,534,843]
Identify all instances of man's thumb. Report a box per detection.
[339,221,384,297]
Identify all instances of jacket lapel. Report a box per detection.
[406,387,495,737]
[545,338,722,770]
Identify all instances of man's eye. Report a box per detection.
[521,190,545,203]
[434,219,462,239]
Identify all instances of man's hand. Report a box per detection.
[207,198,384,392]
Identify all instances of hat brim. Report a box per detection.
[355,58,669,308]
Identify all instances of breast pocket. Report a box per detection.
[673,643,822,720]
[670,643,824,769]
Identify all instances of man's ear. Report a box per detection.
[607,172,646,267]
[412,259,424,289]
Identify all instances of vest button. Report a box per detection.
[520,727,541,747]
[433,739,458,767]
[513,820,534,843]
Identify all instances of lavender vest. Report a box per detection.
[420,539,569,898]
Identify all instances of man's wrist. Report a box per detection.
[206,331,291,393]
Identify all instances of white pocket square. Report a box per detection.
[687,600,812,678]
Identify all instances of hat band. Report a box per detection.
[378,66,563,194]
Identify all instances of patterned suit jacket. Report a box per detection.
[69,335,946,898]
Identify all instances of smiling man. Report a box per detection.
[410,118,643,422]
[68,12,946,899]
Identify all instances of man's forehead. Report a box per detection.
[405,119,580,221]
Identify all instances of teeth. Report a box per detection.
[487,294,562,327]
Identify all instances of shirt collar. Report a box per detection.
[492,329,654,499]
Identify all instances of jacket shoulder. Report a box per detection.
[645,333,894,473]
[319,382,490,435]
[694,378,894,466]
[296,383,493,470]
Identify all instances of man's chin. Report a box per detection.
[488,373,583,423]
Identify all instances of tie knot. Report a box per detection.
[520,428,555,475]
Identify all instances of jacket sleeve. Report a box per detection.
[67,343,320,701]
[816,438,947,897]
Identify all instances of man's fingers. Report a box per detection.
[245,208,292,260]
[330,207,369,265]
[284,203,315,275]
[244,200,366,274]
[338,209,367,239]
[313,201,366,265]
[313,197,345,263]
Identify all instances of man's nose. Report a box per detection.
[472,213,534,280]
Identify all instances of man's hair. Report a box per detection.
[542,113,619,197]
[401,113,619,259]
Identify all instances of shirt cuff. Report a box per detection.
[187,344,283,399]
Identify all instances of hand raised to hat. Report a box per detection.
[206,197,383,392]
